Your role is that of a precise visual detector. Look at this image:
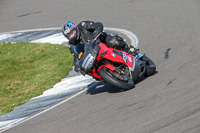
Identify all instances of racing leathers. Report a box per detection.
[63,20,134,72]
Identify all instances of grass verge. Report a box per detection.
[0,42,73,115]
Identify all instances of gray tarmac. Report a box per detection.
[1,0,200,133]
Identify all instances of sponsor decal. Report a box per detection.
[128,56,132,63]
[123,52,127,63]
[111,53,116,58]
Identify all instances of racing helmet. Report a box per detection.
[62,21,80,44]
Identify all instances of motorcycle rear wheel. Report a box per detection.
[99,67,134,90]
[143,56,156,76]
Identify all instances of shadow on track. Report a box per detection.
[86,71,158,95]
[86,81,124,95]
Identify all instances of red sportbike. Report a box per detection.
[74,40,156,90]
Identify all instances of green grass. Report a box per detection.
[0,42,73,115]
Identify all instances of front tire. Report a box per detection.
[99,67,134,90]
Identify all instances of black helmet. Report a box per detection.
[62,21,79,44]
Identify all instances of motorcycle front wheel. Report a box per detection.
[99,67,134,90]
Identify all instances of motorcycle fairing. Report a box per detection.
[97,42,134,68]
[129,58,141,81]
[97,64,116,73]
[79,42,100,75]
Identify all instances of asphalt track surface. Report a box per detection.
[1,0,200,133]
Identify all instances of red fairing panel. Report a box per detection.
[97,43,134,68]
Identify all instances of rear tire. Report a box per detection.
[99,67,134,90]
[143,56,156,76]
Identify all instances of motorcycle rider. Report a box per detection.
[62,20,136,72]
